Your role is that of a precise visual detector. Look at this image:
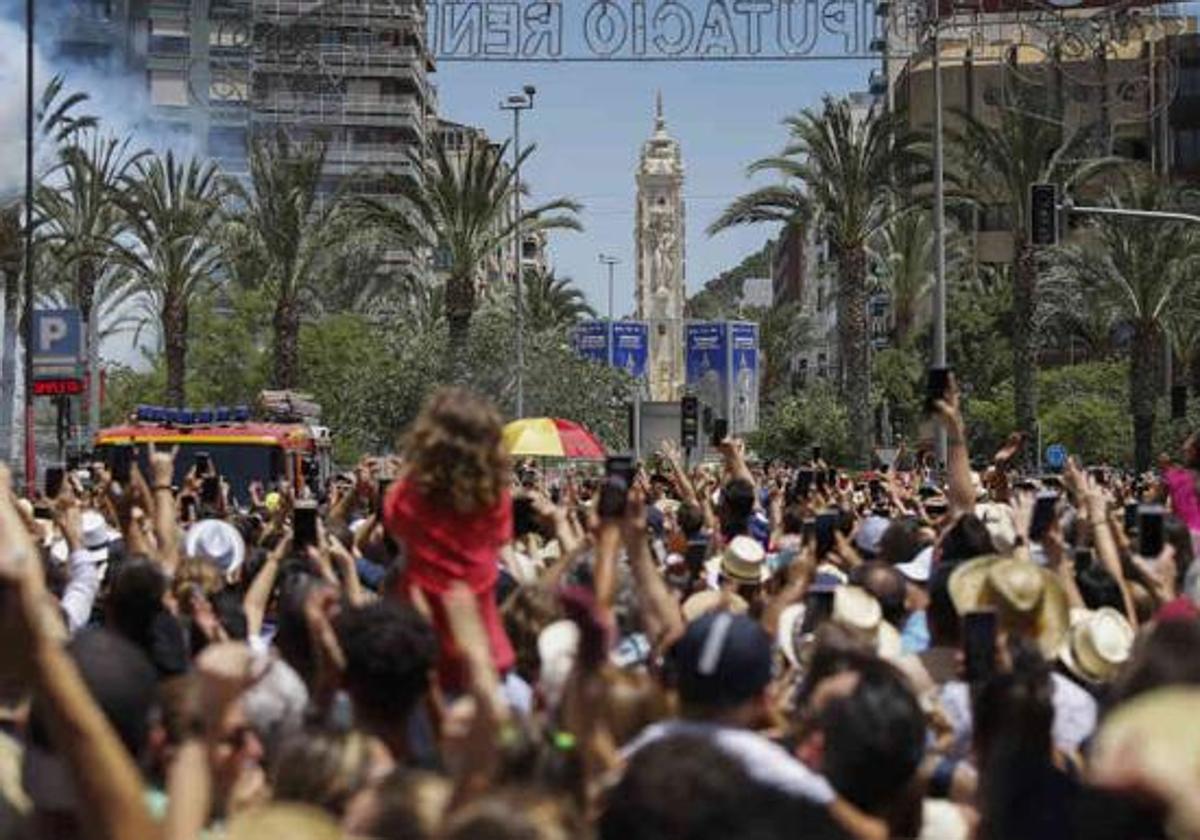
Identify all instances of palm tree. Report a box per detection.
[0,76,96,461]
[115,152,227,406]
[224,131,351,389]
[521,269,596,329]
[947,83,1120,451]
[710,96,924,465]
[36,133,147,438]
[1047,175,1200,470]
[357,140,582,378]
[871,211,936,348]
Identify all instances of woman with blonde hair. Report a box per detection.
[382,387,516,690]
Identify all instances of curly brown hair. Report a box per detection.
[403,387,509,514]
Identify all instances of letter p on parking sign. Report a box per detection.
[32,309,83,368]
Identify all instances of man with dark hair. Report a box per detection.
[850,563,908,630]
[23,629,159,840]
[798,658,926,836]
[602,735,845,840]
[335,601,438,763]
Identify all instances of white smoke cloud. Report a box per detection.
[0,16,51,200]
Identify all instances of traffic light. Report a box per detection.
[681,395,699,450]
[1030,183,1059,247]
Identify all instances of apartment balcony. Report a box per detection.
[253,0,424,24]
[251,93,425,133]
[55,13,119,46]
[324,149,417,175]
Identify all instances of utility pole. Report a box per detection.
[24,0,36,495]
[501,86,536,419]
[931,18,949,468]
[599,254,619,322]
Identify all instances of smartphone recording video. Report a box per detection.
[925,367,952,415]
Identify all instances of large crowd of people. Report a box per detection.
[2,379,1200,840]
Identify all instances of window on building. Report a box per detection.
[817,353,828,379]
[1180,64,1200,97]
[149,69,189,107]
[1175,128,1200,169]
[796,358,808,389]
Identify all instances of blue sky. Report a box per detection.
[435,55,876,316]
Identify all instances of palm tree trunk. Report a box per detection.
[273,294,301,390]
[1131,322,1159,473]
[78,261,100,447]
[163,297,189,408]
[445,272,475,383]
[838,244,872,467]
[1012,240,1038,458]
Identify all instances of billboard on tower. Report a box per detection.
[572,320,611,365]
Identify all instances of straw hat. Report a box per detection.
[706,535,770,586]
[831,585,903,659]
[948,555,1070,658]
[1059,607,1134,685]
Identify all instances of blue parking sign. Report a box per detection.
[1045,444,1068,469]
[31,309,83,367]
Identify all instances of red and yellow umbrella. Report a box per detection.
[503,417,607,459]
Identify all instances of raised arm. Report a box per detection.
[0,467,160,840]
[623,489,685,654]
[148,442,181,578]
[933,374,975,517]
[243,532,291,640]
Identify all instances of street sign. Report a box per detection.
[1045,444,1068,469]
[31,309,84,378]
[1030,183,1060,247]
[33,378,85,397]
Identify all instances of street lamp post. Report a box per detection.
[501,86,536,419]
[23,0,36,495]
[599,254,619,323]
[930,19,948,467]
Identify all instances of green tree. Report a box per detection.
[947,84,1120,454]
[521,269,596,329]
[711,97,923,465]
[36,133,147,438]
[357,141,581,377]
[224,131,356,389]
[872,211,935,347]
[116,152,227,406]
[749,381,851,464]
[0,76,96,462]
[1047,175,1200,470]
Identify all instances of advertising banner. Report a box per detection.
[685,322,729,421]
[572,320,611,365]
[730,321,760,435]
[611,321,649,380]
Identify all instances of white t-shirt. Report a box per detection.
[621,719,837,806]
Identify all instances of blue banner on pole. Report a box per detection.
[572,320,611,366]
[685,322,729,420]
[611,322,649,380]
[730,322,760,434]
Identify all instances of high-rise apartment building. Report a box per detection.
[47,0,438,194]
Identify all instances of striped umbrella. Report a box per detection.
[502,417,607,459]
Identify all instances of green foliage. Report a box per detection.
[749,381,851,464]
[687,239,774,319]
[965,361,1132,465]
[873,346,924,437]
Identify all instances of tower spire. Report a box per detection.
[655,90,665,132]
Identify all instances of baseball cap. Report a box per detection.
[668,611,772,708]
